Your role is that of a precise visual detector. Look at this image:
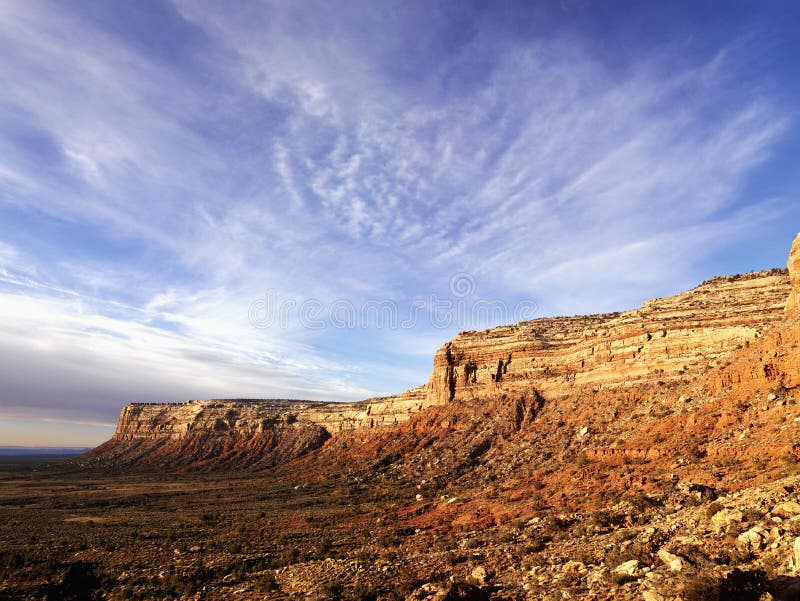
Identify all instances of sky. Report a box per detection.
[1,1,799,446]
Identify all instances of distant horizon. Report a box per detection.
[0,445,90,448]
[0,445,90,454]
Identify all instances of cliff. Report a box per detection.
[426,269,789,404]
[85,236,800,473]
[787,232,800,315]
[112,386,429,441]
[113,387,428,440]
[97,387,430,469]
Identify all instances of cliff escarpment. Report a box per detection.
[90,388,430,470]
[426,269,790,405]
[112,388,429,441]
[84,235,800,476]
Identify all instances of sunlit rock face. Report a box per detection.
[427,269,789,404]
[112,388,431,442]
[93,241,800,472]
[786,232,800,316]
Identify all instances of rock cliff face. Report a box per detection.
[90,235,800,472]
[113,387,430,441]
[787,232,800,315]
[94,389,432,469]
[426,269,789,404]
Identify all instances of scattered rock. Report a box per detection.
[408,581,489,601]
[773,501,800,518]
[613,559,640,578]
[561,561,585,574]
[656,548,683,572]
[793,537,800,571]
[710,507,744,532]
[586,567,607,586]
[470,565,489,586]
[737,526,766,551]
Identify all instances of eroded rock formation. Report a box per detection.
[787,232,800,316]
[113,387,430,441]
[427,270,789,405]
[89,235,800,473]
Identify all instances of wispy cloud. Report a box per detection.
[0,281,377,425]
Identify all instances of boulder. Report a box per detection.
[470,566,489,586]
[561,561,585,574]
[710,507,744,532]
[737,526,766,551]
[613,560,640,578]
[773,501,800,519]
[793,537,800,571]
[656,548,683,572]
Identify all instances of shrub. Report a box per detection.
[625,492,661,513]
[604,541,654,568]
[525,538,547,553]
[352,582,379,601]
[605,571,636,586]
[321,581,350,601]
[254,572,279,592]
[682,569,767,601]
[315,537,334,559]
[47,562,101,601]
[741,507,764,523]
[590,509,616,528]
[683,573,720,601]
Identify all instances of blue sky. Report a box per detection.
[1,1,799,446]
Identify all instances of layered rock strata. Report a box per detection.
[113,386,429,441]
[95,236,800,472]
[787,232,800,315]
[427,269,790,404]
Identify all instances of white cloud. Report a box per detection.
[0,284,377,424]
[0,240,20,265]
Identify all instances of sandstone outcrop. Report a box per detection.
[86,235,800,474]
[786,232,800,315]
[427,269,789,405]
[112,387,429,441]
[96,387,431,469]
